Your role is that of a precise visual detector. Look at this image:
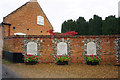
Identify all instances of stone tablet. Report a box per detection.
[87,42,96,55]
[27,42,37,55]
[57,42,67,55]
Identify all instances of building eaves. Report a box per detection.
[2,22,11,26]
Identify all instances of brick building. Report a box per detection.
[1,0,53,36]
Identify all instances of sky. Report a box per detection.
[0,0,120,32]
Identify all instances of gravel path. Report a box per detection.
[2,65,22,78]
[3,62,119,78]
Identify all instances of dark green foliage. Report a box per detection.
[88,15,102,35]
[102,16,119,35]
[61,15,120,35]
[76,17,89,35]
[61,20,76,33]
[118,17,120,34]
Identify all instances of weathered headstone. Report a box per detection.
[87,42,96,55]
[57,42,67,55]
[27,42,37,55]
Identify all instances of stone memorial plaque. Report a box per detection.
[57,42,67,55]
[87,42,96,55]
[27,42,37,55]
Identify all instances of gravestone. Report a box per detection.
[27,42,37,55]
[87,42,96,55]
[57,42,67,55]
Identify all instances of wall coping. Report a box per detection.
[4,35,120,39]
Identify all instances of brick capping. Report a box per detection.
[4,35,120,39]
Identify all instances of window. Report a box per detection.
[40,31,42,33]
[13,27,15,29]
[27,29,29,31]
[37,16,44,25]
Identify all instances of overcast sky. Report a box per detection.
[0,0,120,32]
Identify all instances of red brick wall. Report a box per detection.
[3,25,9,37]
[3,35,120,65]
[3,1,53,36]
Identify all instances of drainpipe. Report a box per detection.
[8,25,10,36]
[2,22,11,36]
